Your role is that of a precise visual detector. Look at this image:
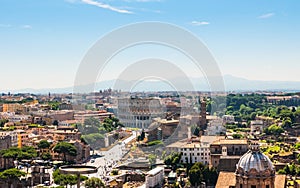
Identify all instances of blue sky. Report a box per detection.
[1,0,300,90]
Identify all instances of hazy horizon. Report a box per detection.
[3,74,300,94]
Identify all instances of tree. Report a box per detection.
[38,140,50,149]
[0,146,37,161]
[111,169,119,175]
[202,166,218,185]
[20,146,37,159]
[53,142,77,162]
[85,177,105,188]
[164,152,182,170]
[140,130,145,141]
[48,101,60,110]
[188,162,218,186]
[264,124,284,136]
[84,117,101,128]
[233,133,243,139]
[102,116,123,132]
[191,125,200,136]
[0,168,26,188]
[41,152,52,160]
[53,169,79,187]
[189,168,201,186]
[282,117,292,128]
[53,120,59,126]
[0,168,26,179]
[148,154,156,168]
[189,163,203,186]
[0,119,8,127]
[250,112,257,120]
[295,143,300,150]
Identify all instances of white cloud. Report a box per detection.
[258,13,275,19]
[0,24,12,28]
[190,21,210,26]
[81,0,133,14]
[21,25,32,29]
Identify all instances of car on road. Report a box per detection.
[91,159,95,163]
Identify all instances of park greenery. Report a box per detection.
[79,116,123,150]
[38,140,51,149]
[85,177,105,188]
[147,140,164,146]
[0,119,8,127]
[0,168,26,187]
[278,164,300,176]
[164,152,182,170]
[148,154,157,168]
[48,101,60,110]
[0,146,37,160]
[163,152,217,186]
[188,162,218,186]
[0,97,35,105]
[264,124,284,135]
[53,169,88,187]
[207,93,300,125]
[260,142,293,158]
[53,142,77,162]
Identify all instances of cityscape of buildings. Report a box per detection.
[0,90,300,187]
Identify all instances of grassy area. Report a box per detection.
[147,140,163,146]
[261,141,294,157]
[131,145,136,151]
[127,127,140,131]
[266,145,280,153]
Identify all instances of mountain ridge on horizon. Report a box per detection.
[3,75,300,94]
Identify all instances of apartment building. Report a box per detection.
[145,167,164,188]
[210,139,248,169]
[0,130,18,147]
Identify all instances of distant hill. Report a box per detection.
[3,75,300,94]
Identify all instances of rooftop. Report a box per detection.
[147,167,164,176]
[212,139,248,145]
[215,172,236,188]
